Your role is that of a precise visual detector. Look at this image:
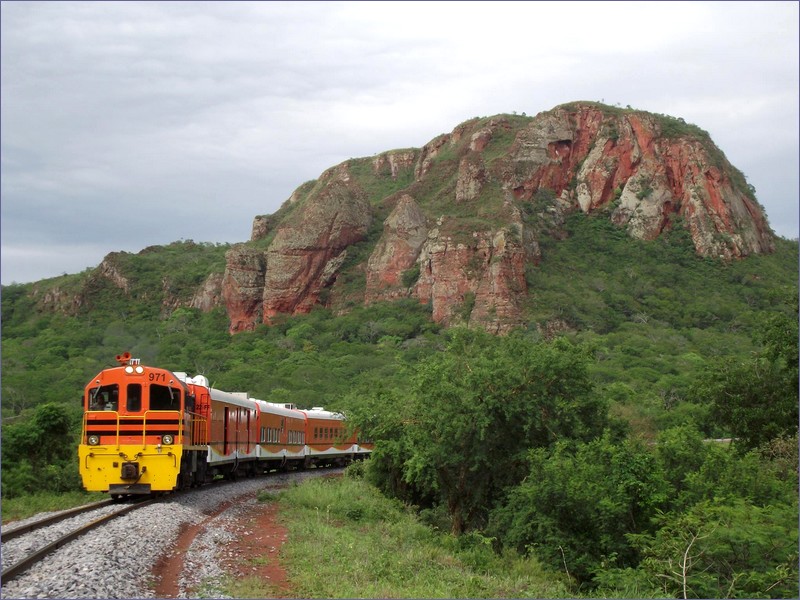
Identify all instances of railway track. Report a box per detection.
[2,498,115,542]
[1,498,155,583]
[1,469,344,598]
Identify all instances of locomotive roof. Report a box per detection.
[299,408,346,420]
[169,371,345,419]
[252,398,305,418]
[208,387,258,410]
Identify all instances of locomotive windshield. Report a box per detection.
[150,384,182,411]
[89,384,119,411]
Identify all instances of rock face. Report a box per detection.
[503,105,774,258]
[414,225,528,334]
[95,253,131,293]
[261,165,372,324]
[222,247,266,332]
[220,102,776,333]
[224,163,373,332]
[365,194,428,304]
[189,273,224,312]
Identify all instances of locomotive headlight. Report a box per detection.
[125,366,134,374]
[162,434,174,445]
[135,366,144,374]
[87,435,100,446]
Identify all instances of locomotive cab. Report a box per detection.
[78,353,199,496]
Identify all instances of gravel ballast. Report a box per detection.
[1,470,335,599]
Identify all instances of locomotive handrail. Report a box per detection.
[82,410,120,450]
[83,410,187,448]
[188,413,208,446]
[141,410,184,446]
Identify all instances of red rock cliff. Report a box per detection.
[503,104,773,257]
[222,102,775,333]
[225,163,372,333]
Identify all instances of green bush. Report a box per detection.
[397,330,606,534]
[489,434,668,583]
[401,263,421,288]
[631,500,798,599]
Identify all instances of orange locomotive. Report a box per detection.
[79,353,372,496]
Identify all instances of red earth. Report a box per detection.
[153,493,294,598]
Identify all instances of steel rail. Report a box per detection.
[1,499,155,583]
[1,499,115,542]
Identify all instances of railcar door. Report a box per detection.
[223,407,230,456]
[245,410,251,453]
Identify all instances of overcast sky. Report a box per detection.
[2,1,798,285]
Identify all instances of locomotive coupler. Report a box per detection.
[120,461,139,480]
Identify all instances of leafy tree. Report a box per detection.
[695,292,798,450]
[338,369,435,508]
[1,402,82,498]
[631,500,798,599]
[682,439,799,509]
[489,434,668,584]
[399,329,607,534]
[759,292,799,377]
[653,424,708,502]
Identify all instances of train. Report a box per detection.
[78,353,372,497]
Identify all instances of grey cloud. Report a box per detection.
[2,1,797,285]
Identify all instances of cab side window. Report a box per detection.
[89,384,119,411]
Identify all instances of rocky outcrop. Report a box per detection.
[365,195,428,303]
[262,166,372,323]
[219,102,776,334]
[96,254,131,293]
[28,103,774,333]
[221,163,373,332]
[33,253,132,314]
[35,285,84,314]
[415,134,451,181]
[456,154,487,203]
[372,150,417,178]
[251,215,280,242]
[414,221,527,334]
[189,273,224,312]
[222,246,266,332]
[30,245,229,321]
[504,104,774,258]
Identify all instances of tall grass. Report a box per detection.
[222,473,570,598]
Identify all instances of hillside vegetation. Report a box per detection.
[2,212,797,597]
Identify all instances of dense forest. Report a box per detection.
[1,214,797,597]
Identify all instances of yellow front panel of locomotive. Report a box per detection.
[78,444,183,493]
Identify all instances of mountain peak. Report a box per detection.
[223,102,775,333]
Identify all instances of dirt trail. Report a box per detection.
[153,495,293,598]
